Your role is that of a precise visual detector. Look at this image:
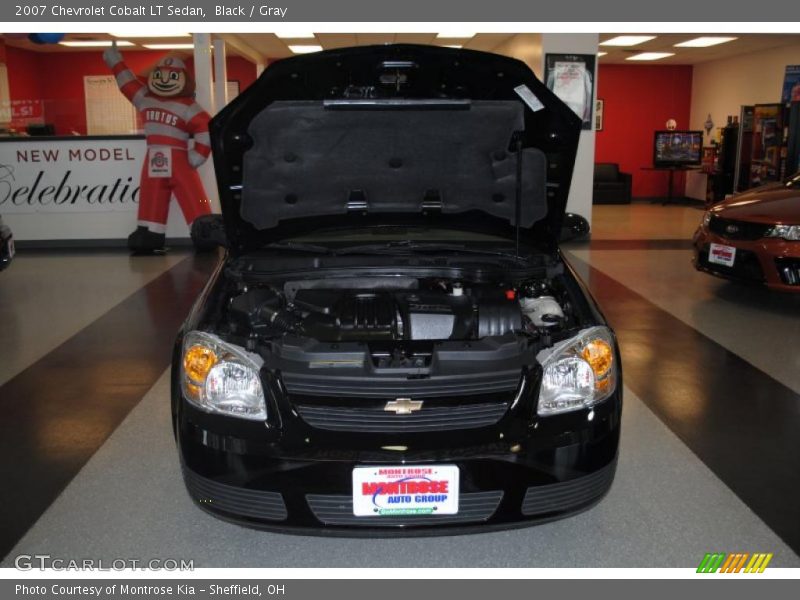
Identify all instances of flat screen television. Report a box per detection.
[653,130,703,167]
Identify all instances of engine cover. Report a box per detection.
[293,287,520,342]
[398,292,475,340]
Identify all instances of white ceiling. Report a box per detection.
[0,32,516,60]
[235,33,516,58]
[598,33,800,65]
[3,32,799,67]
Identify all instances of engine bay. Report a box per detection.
[224,274,574,345]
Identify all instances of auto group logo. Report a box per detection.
[361,468,450,515]
[696,552,773,573]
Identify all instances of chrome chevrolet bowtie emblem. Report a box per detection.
[384,398,423,415]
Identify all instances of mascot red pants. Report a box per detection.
[104,43,212,252]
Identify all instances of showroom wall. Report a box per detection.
[492,33,599,226]
[4,46,258,135]
[494,33,543,78]
[596,64,693,198]
[690,41,800,135]
[542,33,599,225]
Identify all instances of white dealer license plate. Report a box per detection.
[708,243,736,267]
[352,465,459,517]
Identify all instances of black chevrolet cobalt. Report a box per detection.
[172,45,622,534]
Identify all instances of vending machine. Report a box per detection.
[785,102,800,178]
[747,103,784,188]
[734,105,754,192]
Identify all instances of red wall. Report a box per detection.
[595,64,694,198]
[5,46,43,102]
[225,56,259,94]
[5,47,259,135]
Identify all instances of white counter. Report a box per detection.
[0,136,190,242]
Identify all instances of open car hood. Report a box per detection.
[210,45,582,254]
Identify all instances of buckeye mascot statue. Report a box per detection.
[103,41,212,253]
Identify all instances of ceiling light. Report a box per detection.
[275,30,316,39]
[597,52,608,57]
[288,45,323,54]
[626,52,675,61]
[143,43,196,49]
[109,32,190,38]
[59,41,134,47]
[436,32,477,39]
[674,36,737,48]
[600,35,656,47]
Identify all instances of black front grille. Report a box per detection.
[775,258,800,286]
[307,491,503,526]
[295,401,509,432]
[182,467,288,521]
[521,460,616,516]
[698,245,765,283]
[708,216,772,241]
[282,369,521,398]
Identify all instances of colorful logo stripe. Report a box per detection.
[697,552,773,573]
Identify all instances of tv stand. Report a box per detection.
[641,165,700,205]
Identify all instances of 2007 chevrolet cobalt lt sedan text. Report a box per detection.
[172,45,622,534]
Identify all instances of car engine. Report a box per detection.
[225,276,569,343]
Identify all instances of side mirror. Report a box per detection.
[190,214,228,252]
[559,212,590,243]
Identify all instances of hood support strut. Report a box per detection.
[514,132,524,259]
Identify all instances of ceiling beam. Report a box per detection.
[215,33,266,65]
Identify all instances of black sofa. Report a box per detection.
[593,163,632,204]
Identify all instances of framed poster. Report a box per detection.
[781,65,800,104]
[595,99,604,131]
[83,75,138,135]
[544,53,596,130]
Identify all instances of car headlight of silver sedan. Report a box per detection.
[181,331,266,420]
[536,326,618,416]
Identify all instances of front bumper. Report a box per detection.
[176,390,621,535]
[692,227,800,292]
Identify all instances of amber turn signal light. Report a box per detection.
[582,339,613,379]
[183,344,218,384]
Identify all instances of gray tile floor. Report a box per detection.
[4,370,797,568]
[3,246,799,568]
[0,252,187,386]
[565,248,800,394]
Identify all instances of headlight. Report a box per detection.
[536,326,618,416]
[765,224,800,241]
[702,211,712,228]
[181,331,266,420]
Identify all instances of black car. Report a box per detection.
[0,215,14,271]
[172,45,621,534]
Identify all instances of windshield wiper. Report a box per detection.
[335,240,529,262]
